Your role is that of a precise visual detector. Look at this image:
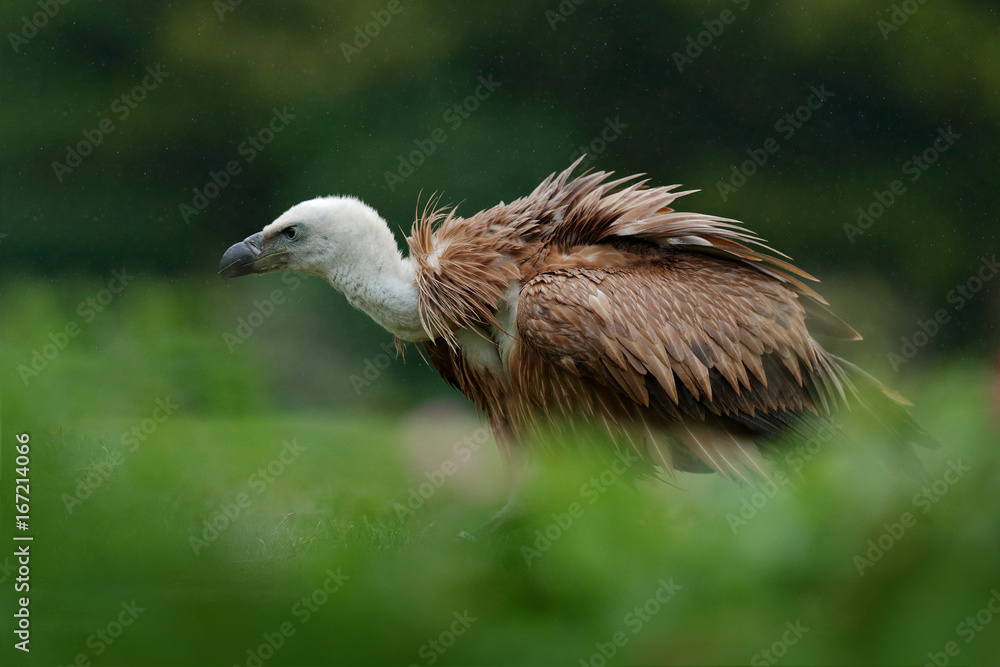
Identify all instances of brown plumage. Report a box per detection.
[221,157,924,486]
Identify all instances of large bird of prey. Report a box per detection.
[220,159,921,485]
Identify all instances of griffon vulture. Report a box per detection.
[220,159,923,490]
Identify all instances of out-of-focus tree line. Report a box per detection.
[1,0,997,355]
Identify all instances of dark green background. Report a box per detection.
[1,1,998,665]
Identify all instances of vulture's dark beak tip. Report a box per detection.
[219,232,264,279]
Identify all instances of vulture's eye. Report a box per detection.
[283,226,298,240]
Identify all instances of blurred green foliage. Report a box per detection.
[1,283,998,664]
[2,2,1000,665]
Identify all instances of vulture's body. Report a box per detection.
[221,159,920,485]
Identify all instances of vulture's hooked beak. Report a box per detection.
[219,232,288,278]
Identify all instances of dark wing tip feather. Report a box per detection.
[833,354,938,448]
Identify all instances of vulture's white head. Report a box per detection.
[220,196,429,341]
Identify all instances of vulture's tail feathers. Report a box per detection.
[802,298,864,341]
[832,354,937,479]
[669,422,773,485]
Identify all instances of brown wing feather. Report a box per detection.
[407,159,924,479]
[515,252,852,431]
[407,158,853,348]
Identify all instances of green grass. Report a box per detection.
[2,279,999,665]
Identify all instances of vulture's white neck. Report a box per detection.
[271,196,432,342]
[323,240,429,343]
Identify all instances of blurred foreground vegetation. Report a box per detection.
[2,0,999,664]
[1,279,998,666]
[1,0,998,349]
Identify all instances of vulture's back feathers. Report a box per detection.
[406,159,922,479]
